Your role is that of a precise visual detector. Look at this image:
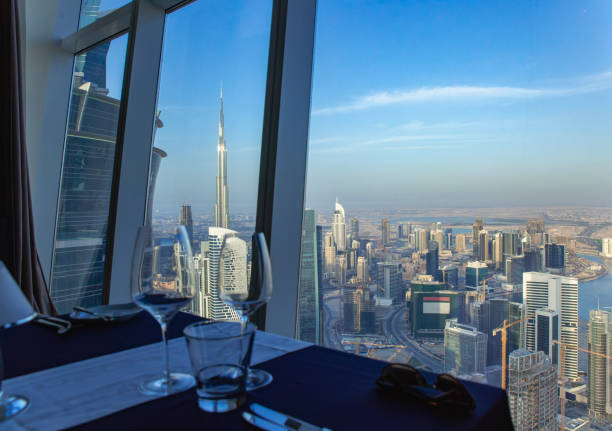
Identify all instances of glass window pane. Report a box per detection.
[147,0,272,319]
[79,0,132,29]
[298,1,612,427]
[50,34,128,313]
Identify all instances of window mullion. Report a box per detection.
[107,0,165,305]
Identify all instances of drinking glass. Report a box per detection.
[220,232,273,390]
[131,225,196,395]
[184,321,256,413]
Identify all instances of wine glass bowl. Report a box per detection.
[131,225,196,395]
[219,232,273,390]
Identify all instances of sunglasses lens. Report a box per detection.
[383,365,426,386]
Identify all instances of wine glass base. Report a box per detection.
[138,372,195,396]
[0,395,29,422]
[246,368,273,391]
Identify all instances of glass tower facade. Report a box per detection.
[297,209,320,344]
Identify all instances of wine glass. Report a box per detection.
[220,232,273,390]
[131,225,196,395]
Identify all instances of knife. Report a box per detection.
[250,403,332,431]
[243,411,289,431]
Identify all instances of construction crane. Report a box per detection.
[492,314,534,390]
[341,340,406,357]
[553,340,612,431]
[480,275,496,302]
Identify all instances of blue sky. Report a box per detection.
[101,0,612,214]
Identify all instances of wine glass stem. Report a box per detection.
[160,321,170,385]
[240,314,248,336]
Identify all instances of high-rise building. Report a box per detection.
[411,285,462,339]
[478,230,489,261]
[351,217,359,241]
[507,349,558,431]
[426,241,439,277]
[523,249,541,272]
[332,199,346,252]
[356,256,368,283]
[505,255,525,285]
[377,262,402,304]
[545,243,566,269]
[365,242,373,264]
[191,253,210,317]
[214,87,230,228]
[503,231,520,262]
[414,228,429,252]
[49,28,121,313]
[465,261,488,288]
[588,309,612,421]
[431,229,445,250]
[179,204,194,246]
[336,253,347,286]
[207,227,242,321]
[535,309,559,367]
[343,287,376,335]
[472,217,484,258]
[324,240,336,279]
[297,209,320,344]
[399,223,411,239]
[381,218,390,246]
[444,228,453,249]
[602,238,612,258]
[493,232,503,270]
[444,319,487,376]
[523,272,579,378]
[455,233,466,252]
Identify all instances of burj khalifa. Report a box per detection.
[214,86,229,228]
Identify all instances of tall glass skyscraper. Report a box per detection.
[214,87,229,228]
[332,198,346,252]
[297,209,320,343]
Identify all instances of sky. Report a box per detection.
[99,0,612,215]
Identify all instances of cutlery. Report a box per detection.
[35,315,72,334]
[73,306,113,321]
[247,403,332,431]
[242,412,288,431]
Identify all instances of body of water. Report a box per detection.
[579,254,612,320]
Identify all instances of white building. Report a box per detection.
[332,198,346,252]
[208,227,242,321]
[523,272,579,378]
[602,238,612,258]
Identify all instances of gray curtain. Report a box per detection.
[1,0,56,315]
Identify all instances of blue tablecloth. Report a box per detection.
[1,313,514,430]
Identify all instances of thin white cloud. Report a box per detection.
[313,69,612,115]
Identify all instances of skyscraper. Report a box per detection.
[588,309,612,421]
[465,261,488,289]
[207,227,242,321]
[332,198,346,252]
[351,217,359,241]
[179,204,194,246]
[444,319,487,376]
[507,349,558,431]
[544,243,566,269]
[472,217,484,258]
[535,309,559,367]
[356,256,368,283]
[493,232,503,270]
[523,272,579,378]
[214,87,229,228]
[478,230,489,261]
[381,218,390,246]
[323,232,336,278]
[455,233,466,252]
[414,228,429,252]
[425,241,439,277]
[377,262,402,304]
[297,209,320,344]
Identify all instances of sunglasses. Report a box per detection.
[376,364,476,412]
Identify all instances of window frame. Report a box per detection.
[45,0,316,334]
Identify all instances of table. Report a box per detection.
[1,313,514,430]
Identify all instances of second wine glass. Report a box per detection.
[219,232,273,390]
[131,224,196,395]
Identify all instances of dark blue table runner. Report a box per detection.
[1,312,514,430]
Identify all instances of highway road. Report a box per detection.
[385,306,444,373]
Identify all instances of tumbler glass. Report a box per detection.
[184,321,256,413]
